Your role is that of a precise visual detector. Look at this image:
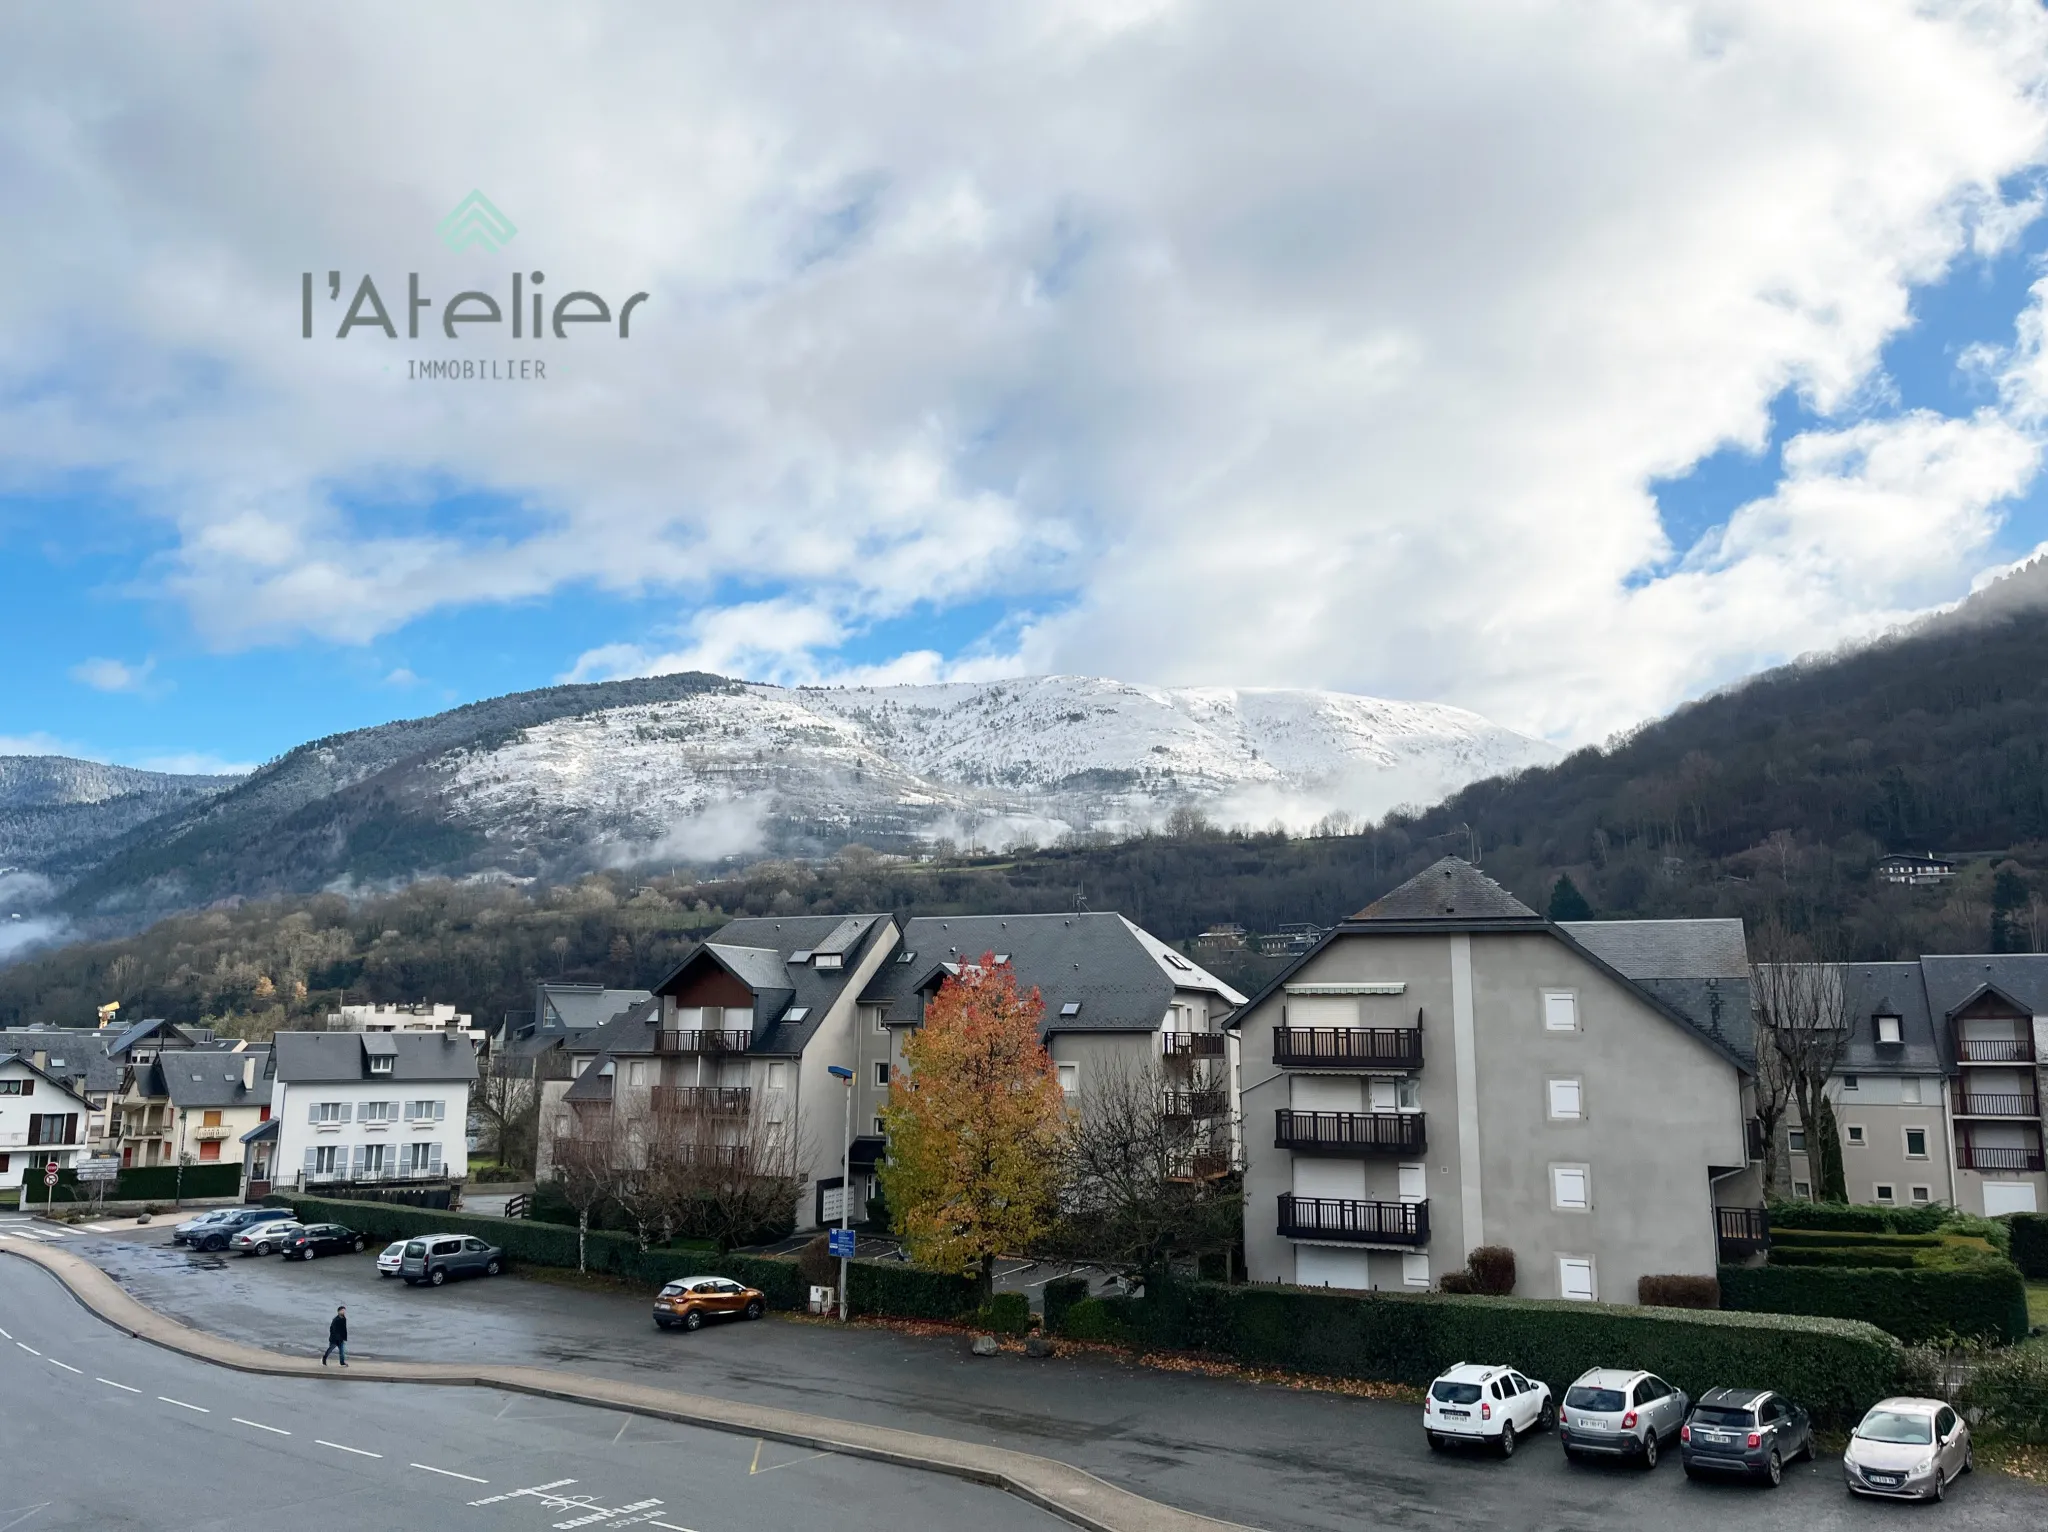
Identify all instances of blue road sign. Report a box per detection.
[828,1228,855,1258]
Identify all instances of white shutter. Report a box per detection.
[352,1143,366,1178]
[339,1103,352,1123]
[435,1100,446,1121]
[308,1101,320,1124]
[428,1143,442,1176]
[1558,1257,1597,1301]
[303,1147,318,1176]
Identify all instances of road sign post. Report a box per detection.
[827,1064,856,1320]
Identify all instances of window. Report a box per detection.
[0,1080,27,1095]
[313,1101,349,1124]
[572,1057,590,1077]
[1396,1078,1421,1112]
[1842,1074,1859,1091]
[1057,1062,1079,1096]
[198,1139,221,1162]
[1911,1185,1931,1204]
[766,1062,788,1091]
[1060,1001,1082,1017]
[1793,1179,1812,1199]
[1546,1078,1582,1120]
[357,1101,396,1124]
[873,1116,887,1136]
[1901,1076,1922,1104]
[407,1100,446,1121]
[259,1105,271,1122]
[1904,1127,1928,1159]
[1846,1124,1865,1146]
[1402,1253,1430,1289]
[874,1062,891,1089]
[1550,1164,1590,1211]
[312,1144,340,1177]
[1542,991,1579,1032]
[1874,1183,1895,1204]
[873,1011,888,1035]
[1876,1015,1902,1044]
[813,953,843,970]
[369,1056,393,1074]
[407,1141,437,1173]
[361,1143,388,1177]
[1558,1257,1596,1302]
[1788,1129,1806,1153]
[202,1110,221,1127]
[627,1061,649,1087]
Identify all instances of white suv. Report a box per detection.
[1424,1363,1556,1457]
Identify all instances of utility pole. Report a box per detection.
[827,1065,855,1320]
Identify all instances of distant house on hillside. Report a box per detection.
[1196,923,1249,951]
[1876,853,1956,886]
[329,1001,484,1047]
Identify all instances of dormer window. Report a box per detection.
[1875,1014,1902,1045]
[813,953,843,970]
[369,1056,394,1074]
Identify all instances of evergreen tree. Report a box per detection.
[1546,874,1593,923]
[1991,862,2030,953]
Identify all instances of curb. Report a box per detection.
[0,1241,1256,1532]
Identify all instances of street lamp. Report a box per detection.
[827,1064,854,1320]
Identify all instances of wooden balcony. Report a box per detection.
[1277,1195,1428,1246]
[1951,1087,2041,1118]
[1274,1109,1426,1156]
[1167,1150,1237,1182]
[649,1085,752,1116]
[654,1029,752,1056]
[1716,1205,1771,1260]
[1956,1036,2036,1064]
[1273,1027,1422,1071]
[1161,1032,1226,1059]
[1162,1089,1230,1120]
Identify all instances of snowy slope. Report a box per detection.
[433,675,1557,859]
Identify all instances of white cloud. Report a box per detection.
[68,656,156,694]
[0,732,79,757]
[127,751,255,776]
[1,3,2047,743]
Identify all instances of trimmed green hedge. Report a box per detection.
[2013,1214,2048,1281]
[40,1162,243,1204]
[1060,1278,1897,1429]
[1044,1276,1090,1335]
[1770,1228,1943,1250]
[1721,1259,2030,1345]
[975,1293,1031,1336]
[852,1260,978,1321]
[1766,1200,1947,1235]
[721,1253,810,1309]
[1769,1246,1924,1270]
[1965,1347,2048,1444]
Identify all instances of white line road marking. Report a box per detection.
[97,1378,140,1392]
[47,1359,82,1373]
[159,1396,208,1412]
[649,1522,701,1532]
[469,1479,576,1506]
[612,1417,631,1444]
[316,1440,381,1457]
[15,1343,38,1355]
[411,1463,487,1483]
[233,1417,290,1435]
[0,1326,11,1339]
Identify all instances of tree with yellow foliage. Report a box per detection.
[878,955,1068,1299]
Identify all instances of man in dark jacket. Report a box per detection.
[323,1304,348,1367]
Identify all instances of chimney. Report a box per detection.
[242,1056,256,1090]
[31,1050,46,1071]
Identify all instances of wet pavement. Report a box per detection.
[23,1216,2048,1532]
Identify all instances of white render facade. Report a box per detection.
[0,1054,92,1191]
[265,1031,476,1194]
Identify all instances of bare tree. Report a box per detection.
[1750,924,1851,1202]
[1752,1021,1797,1199]
[549,1104,623,1274]
[473,1065,541,1172]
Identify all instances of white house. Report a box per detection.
[252,1030,477,1198]
[0,1053,95,1193]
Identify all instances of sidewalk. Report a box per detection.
[0,1239,1251,1532]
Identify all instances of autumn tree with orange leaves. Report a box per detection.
[878,954,1069,1299]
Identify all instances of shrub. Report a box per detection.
[1769,1228,1943,1250]
[975,1292,1031,1336]
[1044,1276,1091,1335]
[1939,1213,2011,1258]
[1766,1200,1946,1235]
[2012,1214,2048,1280]
[797,1235,837,1289]
[1638,1275,1720,1309]
[1467,1246,1517,1296]
[721,1253,810,1310]
[1113,1278,1897,1429]
[848,1260,978,1321]
[1720,1257,2030,1344]
[1769,1246,1924,1270]
[1964,1346,2048,1444]
[1437,1270,1475,1294]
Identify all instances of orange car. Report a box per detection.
[653,1274,767,1332]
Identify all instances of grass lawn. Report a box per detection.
[2029,1280,2048,1331]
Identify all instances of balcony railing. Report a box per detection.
[1162,1089,1230,1120]
[1277,1195,1429,1246]
[1274,1109,1426,1156]
[1716,1205,1771,1259]
[1167,1150,1237,1182]
[1951,1088,2041,1118]
[191,1125,232,1141]
[1161,1032,1226,1059]
[649,1086,753,1116]
[1273,1027,1423,1070]
[1957,1143,2046,1172]
[654,1029,753,1055]
[1956,1036,2036,1064]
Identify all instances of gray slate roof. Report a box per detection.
[1561,919,1749,980]
[1354,858,1540,921]
[0,1052,94,1107]
[150,1047,272,1110]
[0,1028,123,1096]
[654,914,889,1056]
[536,984,652,1035]
[1836,962,1945,1075]
[857,912,1243,1037]
[270,1031,478,1085]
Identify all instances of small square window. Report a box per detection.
[1557,1256,1596,1302]
[1546,1078,1582,1120]
[1542,992,1579,1032]
[1910,1185,1931,1204]
[1792,1180,1812,1199]
[1846,1124,1865,1146]
[872,1116,886,1136]
[1056,1062,1079,1095]
[1875,1015,1902,1044]
[1842,1074,1859,1091]
[1904,1128,1928,1159]
[1788,1129,1806,1153]
[1901,1076,1922,1104]
[873,1012,888,1035]
[873,1062,890,1089]
[1874,1184,1895,1204]
[1550,1164,1590,1210]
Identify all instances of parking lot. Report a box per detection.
[15,1213,2045,1532]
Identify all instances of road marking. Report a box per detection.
[648,1522,700,1532]
[0,1326,10,1339]
[97,1378,140,1392]
[316,1440,381,1458]
[159,1396,208,1412]
[14,1343,38,1356]
[233,1417,290,1435]
[469,1479,576,1506]
[47,1359,82,1374]
[747,1439,829,1475]
[612,1417,631,1444]
[411,1463,487,1483]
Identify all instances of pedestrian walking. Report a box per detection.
[323,1304,348,1367]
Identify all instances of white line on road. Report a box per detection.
[612,1417,631,1444]
[649,1521,701,1532]
[411,1463,487,1483]
[0,1326,11,1339]
[97,1378,140,1393]
[316,1440,381,1458]
[158,1396,208,1412]
[15,1343,38,1355]
[47,1359,81,1374]
[233,1417,290,1435]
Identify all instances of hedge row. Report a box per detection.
[1721,1260,2030,1345]
[1770,1228,1943,1250]
[2013,1214,2048,1281]
[1766,1200,1947,1235]
[1769,1246,1924,1270]
[40,1163,243,1204]
[1044,1276,1090,1335]
[1051,1278,1898,1429]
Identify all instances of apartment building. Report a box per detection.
[0,1053,95,1191]
[251,1030,477,1198]
[1783,956,2048,1217]
[494,982,652,1078]
[111,1043,270,1171]
[859,912,1248,1186]
[0,1027,124,1148]
[1233,859,1760,1301]
[538,915,896,1229]
[328,1001,486,1047]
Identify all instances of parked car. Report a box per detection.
[400,1233,504,1286]
[376,1241,408,1278]
[1844,1397,1972,1502]
[1560,1369,1690,1468]
[1681,1387,1813,1486]
[229,1220,304,1256]
[1422,1363,1555,1457]
[175,1206,297,1251]
[653,1275,767,1332]
[280,1223,365,1260]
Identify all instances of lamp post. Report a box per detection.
[827,1064,854,1320]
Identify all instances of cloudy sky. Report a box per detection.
[3,0,2048,776]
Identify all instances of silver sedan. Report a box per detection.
[229,1221,303,1256]
[1844,1397,1972,1501]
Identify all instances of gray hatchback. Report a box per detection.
[1682,1388,1813,1486]
[399,1233,504,1286]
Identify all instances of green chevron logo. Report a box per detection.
[437,190,517,253]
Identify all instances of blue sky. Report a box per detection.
[4,5,2048,773]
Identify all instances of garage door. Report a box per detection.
[1982,1182,2039,1216]
[1296,1247,1372,1291]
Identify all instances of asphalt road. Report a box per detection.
[0,1252,1062,1532]
[16,1216,2047,1532]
